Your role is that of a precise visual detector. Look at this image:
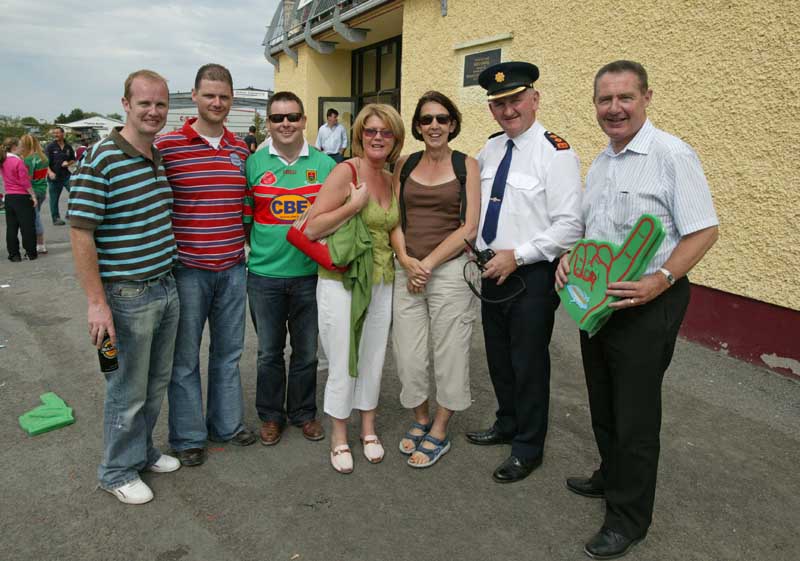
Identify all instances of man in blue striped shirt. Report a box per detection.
[557,60,719,560]
[69,69,181,506]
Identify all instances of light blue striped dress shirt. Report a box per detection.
[583,119,718,275]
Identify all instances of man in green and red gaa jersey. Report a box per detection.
[244,91,335,446]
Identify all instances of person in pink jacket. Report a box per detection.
[1,137,38,261]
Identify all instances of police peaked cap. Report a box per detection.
[478,61,540,100]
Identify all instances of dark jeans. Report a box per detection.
[5,194,37,259]
[580,277,690,539]
[481,261,559,460]
[47,176,70,221]
[327,153,345,164]
[247,272,319,425]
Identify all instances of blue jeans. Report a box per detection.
[99,273,179,490]
[47,176,69,221]
[247,272,318,425]
[34,191,46,236]
[168,261,246,451]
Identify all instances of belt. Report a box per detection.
[105,271,173,287]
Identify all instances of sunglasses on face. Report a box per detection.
[363,128,395,139]
[268,112,303,123]
[418,114,452,126]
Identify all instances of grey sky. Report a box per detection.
[0,0,279,121]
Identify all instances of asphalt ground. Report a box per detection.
[1,203,799,561]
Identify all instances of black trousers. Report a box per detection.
[481,261,559,459]
[5,194,37,259]
[580,277,690,539]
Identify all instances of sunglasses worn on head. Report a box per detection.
[268,112,303,123]
[419,114,451,126]
[363,128,395,139]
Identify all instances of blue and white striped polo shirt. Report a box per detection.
[583,119,718,275]
[67,129,177,281]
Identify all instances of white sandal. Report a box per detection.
[330,444,353,474]
[361,435,384,464]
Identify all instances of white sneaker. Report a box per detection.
[146,454,181,473]
[104,478,153,505]
[36,244,47,254]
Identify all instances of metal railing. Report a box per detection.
[263,0,375,51]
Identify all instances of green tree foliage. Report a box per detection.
[0,116,26,140]
[253,112,266,144]
[20,116,40,126]
[106,112,123,121]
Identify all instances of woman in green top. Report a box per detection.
[305,104,404,474]
[20,134,49,254]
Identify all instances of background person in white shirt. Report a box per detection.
[464,61,583,484]
[315,108,348,163]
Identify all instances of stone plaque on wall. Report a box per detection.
[463,49,501,87]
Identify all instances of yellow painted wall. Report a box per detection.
[399,0,800,310]
[271,0,800,310]
[273,46,351,145]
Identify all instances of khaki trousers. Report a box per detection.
[392,255,477,411]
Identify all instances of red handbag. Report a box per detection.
[285,161,358,273]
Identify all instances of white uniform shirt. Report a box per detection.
[583,119,718,275]
[315,123,348,154]
[476,120,583,264]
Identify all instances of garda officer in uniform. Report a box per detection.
[465,62,583,483]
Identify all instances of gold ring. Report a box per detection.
[629,298,635,305]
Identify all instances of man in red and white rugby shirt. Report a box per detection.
[155,64,256,467]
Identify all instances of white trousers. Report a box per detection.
[318,278,393,419]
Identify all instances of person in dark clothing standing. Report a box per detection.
[244,125,258,154]
[45,126,75,225]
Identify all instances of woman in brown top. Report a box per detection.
[389,91,480,468]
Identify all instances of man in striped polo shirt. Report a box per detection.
[154,64,256,468]
[557,60,719,559]
[244,91,336,446]
[69,69,181,505]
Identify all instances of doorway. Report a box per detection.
[317,97,356,159]
[351,35,402,113]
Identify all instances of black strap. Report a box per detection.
[451,150,467,223]
[399,150,468,232]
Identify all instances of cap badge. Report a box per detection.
[495,72,505,83]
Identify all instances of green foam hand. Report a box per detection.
[18,392,75,436]
[559,214,665,336]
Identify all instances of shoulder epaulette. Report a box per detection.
[544,131,570,150]
[488,131,504,140]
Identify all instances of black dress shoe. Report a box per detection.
[492,455,542,483]
[230,428,257,446]
[584,527,642,560]
[566,476,605,498]
[176,448,206,467]
[465,427,512,446]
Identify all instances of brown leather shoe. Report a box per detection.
[259,421,283,446]
[301,419,325,441]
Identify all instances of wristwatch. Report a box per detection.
[514,249,525,267]
[658,267,675,286]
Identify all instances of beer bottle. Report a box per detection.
[98,334,119,373]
